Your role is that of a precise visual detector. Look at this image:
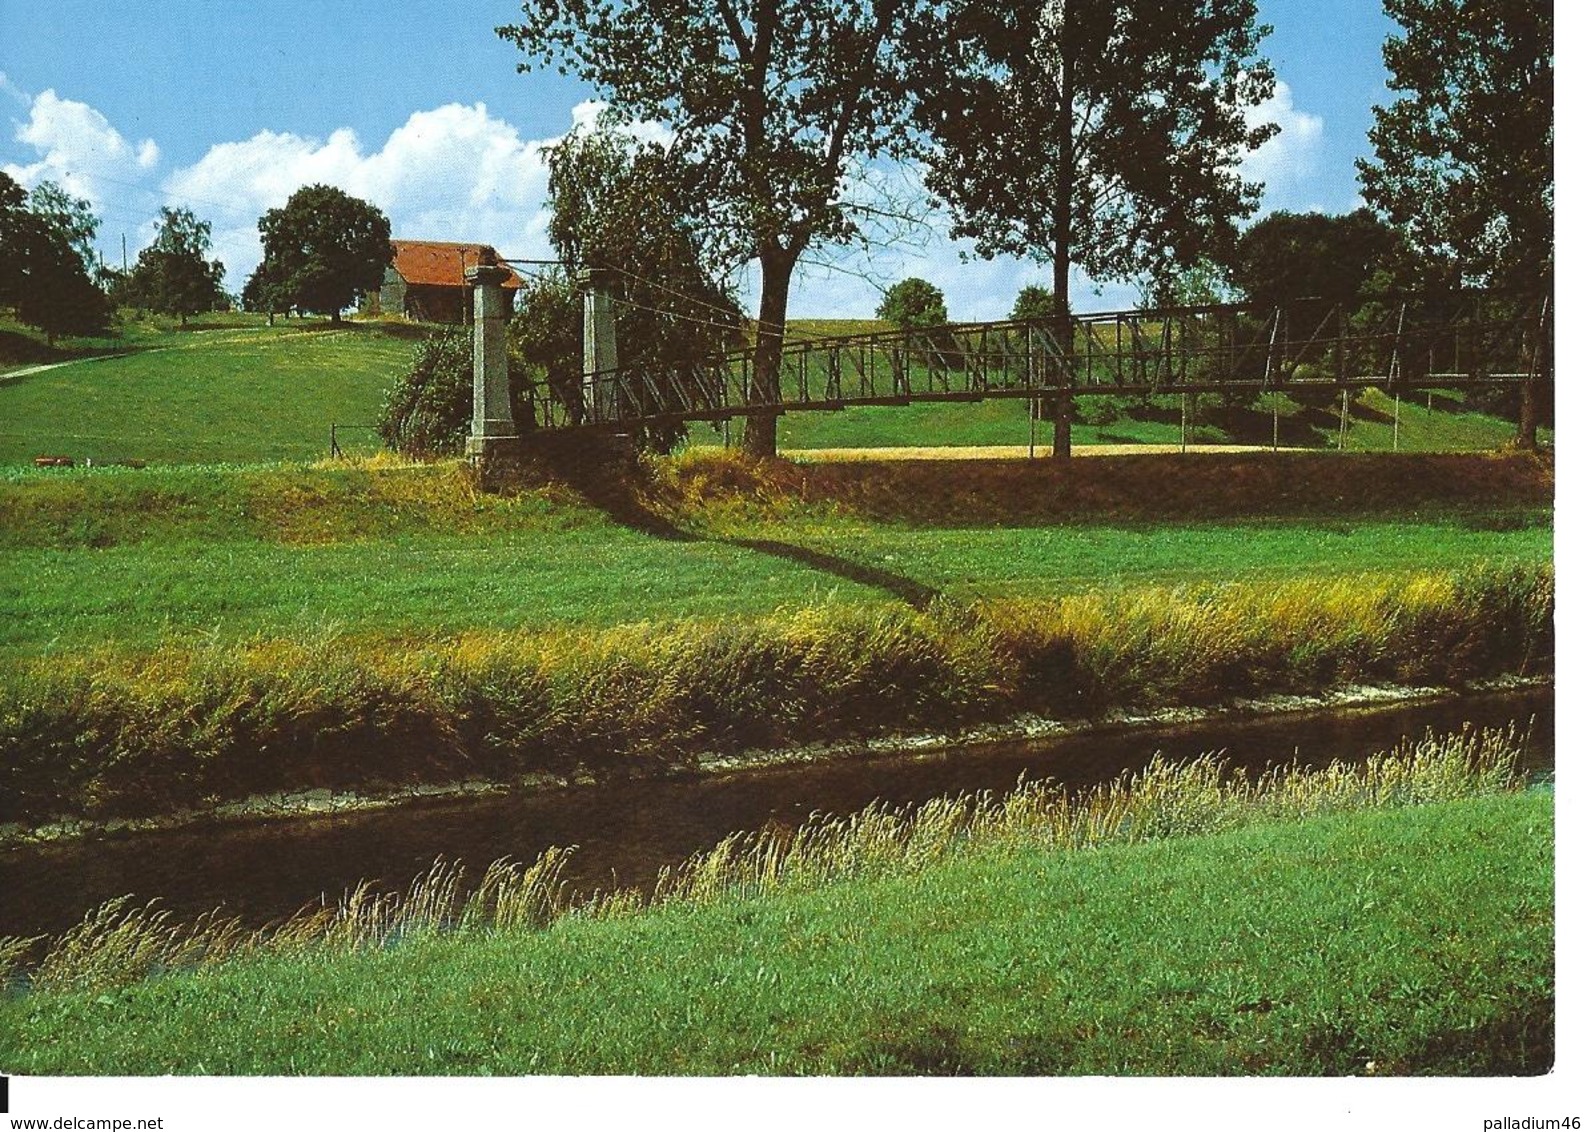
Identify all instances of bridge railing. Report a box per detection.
[521,289,1550,431]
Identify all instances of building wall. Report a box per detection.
[405,284,473,324]
[376,267,407,318]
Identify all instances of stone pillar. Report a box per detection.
[465,258,519,471]
[579,267,618,424]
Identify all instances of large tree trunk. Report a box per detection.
[1051,255,1074,460]
[1516,376,1540,450]
[1049,43,1076,462]
[742,247,796,459]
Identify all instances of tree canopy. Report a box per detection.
[1356,0,1551,292]
[255,185,391,321]
[499,0,932,457]
[877,277,947,330]
[915,1,1277,455]
[1008,285,1053,324]
[527,125,743,451]
[0,174,111,343]
[25,181,100,274]
[1230,209,1406,307]
[119,207,227,324]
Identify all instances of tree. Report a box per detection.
[0,174,110,343]
[537,126,744,450]
[0,172,28,308]
[1230,209,1405,308]
[120,207,227,325]
[1009,285,1053,324]
[240,259,292,323]
[256,185,391,322]
[916,1,1277,457]
[508,271,583,430]
[26,181,100,273]
[1140,257,1237,309]
[500,1,932,458]
[1355,0,1551,445]
[877,277,947,330]
[1357,0,1550,292]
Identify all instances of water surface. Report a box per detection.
[1,686,1551,939]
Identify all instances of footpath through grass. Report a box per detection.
[0,784,1552,1075]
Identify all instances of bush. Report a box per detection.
[376,329,473,457]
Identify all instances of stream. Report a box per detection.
[0,685,1551,940]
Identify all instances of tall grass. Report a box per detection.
[0,725,1527,994]
[0,564,1550,826]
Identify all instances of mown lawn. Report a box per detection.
[0,790,1551,1076]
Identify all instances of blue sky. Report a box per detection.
[1,0,1403,319]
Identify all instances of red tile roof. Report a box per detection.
[389,240,525,289]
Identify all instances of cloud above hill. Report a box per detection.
[1243,80,1327,211]
[2,87,160,213]
[163,102,566,287]
[3,76,1326,315]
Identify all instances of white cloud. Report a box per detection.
[3,89,162,213]
[163,102,570,288]
[1242,80,1327,211]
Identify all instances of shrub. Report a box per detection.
[376,328,474,457]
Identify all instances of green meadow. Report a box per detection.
[0,454,1551,658]
[0,314,415,466]
[0,311,1536,465]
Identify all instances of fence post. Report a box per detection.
[465,255,519,478]
[578,267,618,424]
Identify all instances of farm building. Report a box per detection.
[370,240,525,323]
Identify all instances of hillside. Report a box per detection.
[0,313,419,466]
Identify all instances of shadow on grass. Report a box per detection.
[559,464,941,608]
[723,537,942,609]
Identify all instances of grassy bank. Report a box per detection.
[0,561,1551,826]
[0,733,1551,1075]
[0,452,1553,658]
[0,453,1553,826]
